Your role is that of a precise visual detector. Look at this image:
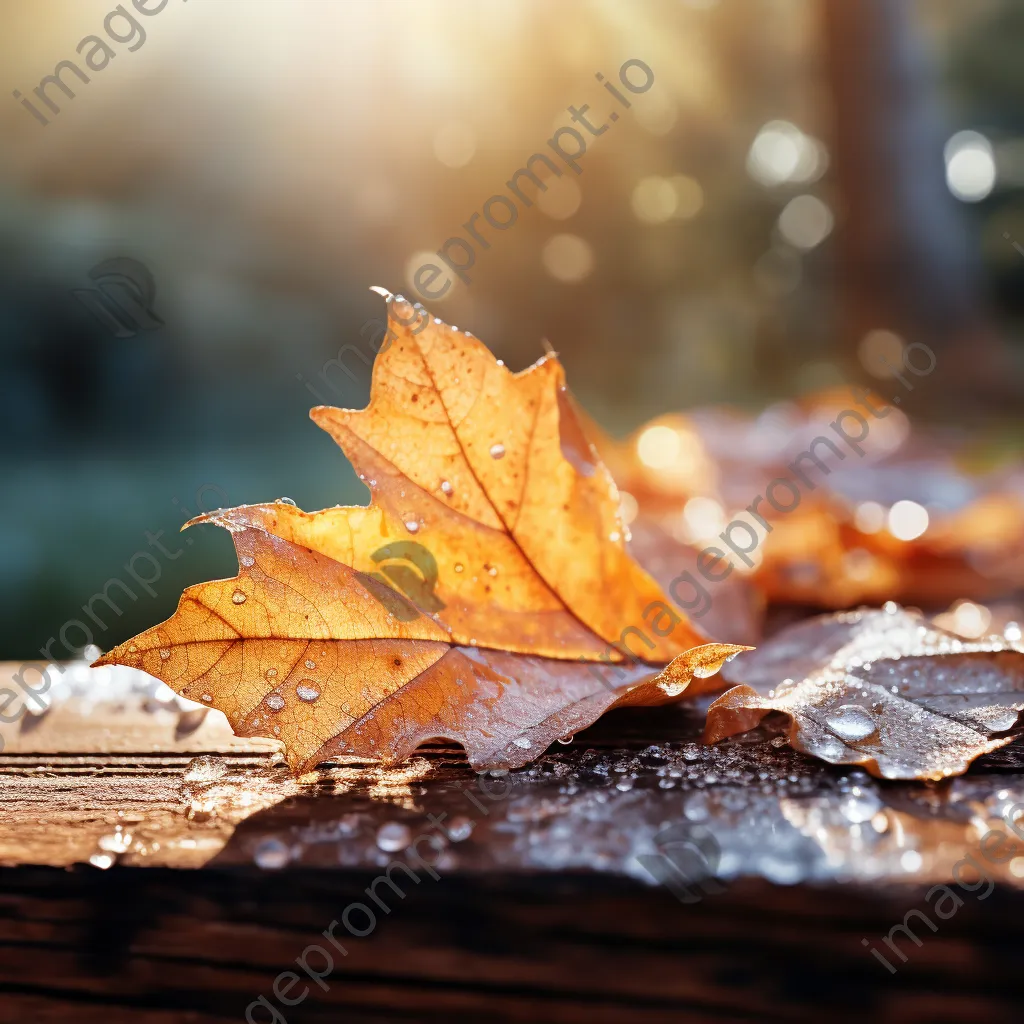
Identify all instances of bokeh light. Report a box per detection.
[888,500,930,540]
[777,194,833,249]
[541,234,593,283]
[944,130,996,201]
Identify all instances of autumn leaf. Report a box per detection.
[96,293,747,772]
[705,606,1024,780]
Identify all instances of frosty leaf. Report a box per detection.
[705,606,1024,780]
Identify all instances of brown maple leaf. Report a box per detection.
[96,294,747,772]
[705,606,1024,780]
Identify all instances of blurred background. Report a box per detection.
[2,0,1022,660]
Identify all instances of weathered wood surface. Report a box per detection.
[2,660,1024,1021]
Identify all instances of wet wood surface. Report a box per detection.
[2,660,1024,1022]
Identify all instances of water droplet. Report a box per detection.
[454,563,464,573]
[267,693,285,711]
[614,777,634,792]
[254,838,291,869]
[296,682,321,702]
[89,853,115,870]
[838,788,882,823]
[277,497,297,506]
[440,480,453,496]
[447,815,474,842]
[232,590,247,605]
[826,705,877,742]
[405,520,420,533]
[265,668,278,680]
[487,565,498,577]
[159,649,171,661]
[557,734,574,745]
[512,737,531,748]
[609,531,621,543]
[489,443,505,459]
[240,555,254,567]
[341,701,351,713]
[304,659,315,670]
[684,791,710,821]
[200,693,212,703]
[376,821,412,852]
[1005,622,1022,643]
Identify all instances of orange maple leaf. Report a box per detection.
[97,294,748,771]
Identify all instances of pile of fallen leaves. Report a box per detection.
[99,294,1024,782]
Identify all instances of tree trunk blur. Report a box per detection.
[821,0,1011,413]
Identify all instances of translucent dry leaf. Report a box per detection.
[97,293,747,772]
[705,606,1024,780]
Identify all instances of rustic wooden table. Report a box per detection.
[1,659,1023,1022]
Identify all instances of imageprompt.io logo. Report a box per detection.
[73,257,163,339]
[636,822,726,904]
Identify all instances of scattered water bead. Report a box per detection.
[454,563,464,573]
[405,520,420,534]
[440,480,453,496]
[89,853,116,870]
[447,815,474,842]
[489,443,505,459]
[265,668,278,680]
[487,565,498,576]
[615,778,634,792]
[376,821,412,852]
[513,737,532,748]
[838,787,883,823]
[557,735,575,745]
[295,682,321,702]
[304,659,316,670]
[240,555,254,567]
[1006,622,1022,643]
[201,693,213,702]
[277,497,297,506]
[826,704,877,743]
[232,590,247,605]
[254,838,291,870]
[266,694,286,711]
[159,649,171,661]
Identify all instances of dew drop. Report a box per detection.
[265,668,278,680]
[159,649,171,661]
[838,788,882,823]
[489,443,505,459]
[557,734,575,745]
[304,659,316,670]
[447,815,474,842]
[254,838,291,869]
[609,531,621,543]
[440,480,453,496]
[826,704,877,742]
[454,563,464,573]
[512,736,531,748]
[376,821,412,852]
[487,565,498,577]
[232,590,247,605]
[201,693,212,703]
[296,682,321,702]
[405,520,420,534]
[277,497,297,506]
[267,693,286,711]
[240,555,255,567]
